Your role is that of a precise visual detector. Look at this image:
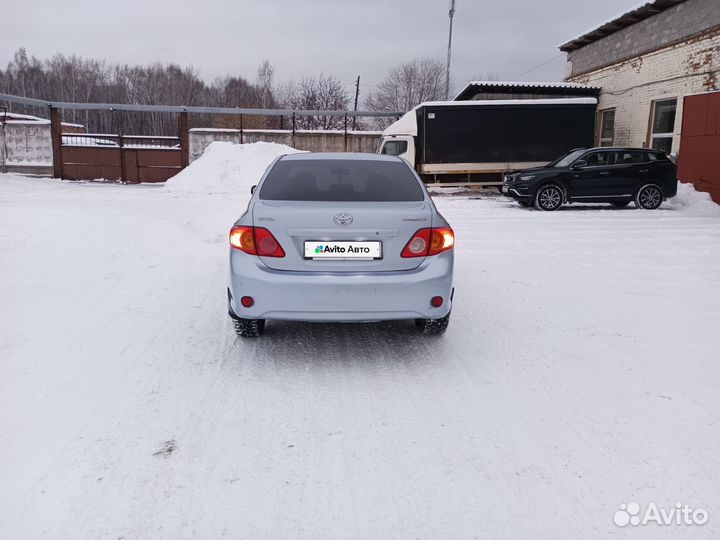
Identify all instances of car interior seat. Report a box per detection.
[288,171,317,199]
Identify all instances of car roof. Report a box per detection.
[279,152,401,162]
[586,146,662,152]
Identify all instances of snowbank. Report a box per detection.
[167,141,303,194]
[426,186,472,196]
[667,182,720,216]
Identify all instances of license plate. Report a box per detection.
[304,241,382,260]
[502,185,509,194]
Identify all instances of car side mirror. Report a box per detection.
[250,185,256,194]
[572,160,587,170]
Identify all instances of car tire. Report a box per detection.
[234,318,265,338]
[418,312,450,335]
[611,201,631,208]
[534,184,564,211]
[635,184,663,209]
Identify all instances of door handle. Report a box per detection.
[599,171,610,175]
[638,169,649,173]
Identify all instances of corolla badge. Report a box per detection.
[333,213,353,226]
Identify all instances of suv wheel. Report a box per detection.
[416,312,450,335]
[234,318,265,338]
[535,185,563,211]
[635,184,663,209]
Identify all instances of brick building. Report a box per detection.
[559,0,719,154]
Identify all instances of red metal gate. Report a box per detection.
[678,90,720,204]
[60,133,184,183]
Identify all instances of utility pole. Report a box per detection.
[445,0,456,100]
[0,105,6,174]
[352,76,360,131]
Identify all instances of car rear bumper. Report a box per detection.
[664,179,678,198]
[229,250,453,322]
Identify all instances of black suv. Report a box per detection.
[502,147,678,211]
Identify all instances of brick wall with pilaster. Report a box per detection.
[566,29,719,154]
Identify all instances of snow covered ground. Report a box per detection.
[1,143,719,539]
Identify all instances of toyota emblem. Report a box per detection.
[333,213,353,226]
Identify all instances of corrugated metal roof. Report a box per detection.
[460,80,600,90]
[559,0,687,52]
[453,80,601,101]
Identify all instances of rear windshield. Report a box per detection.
[259,159,424,202]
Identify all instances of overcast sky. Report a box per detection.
[2,0,636,97]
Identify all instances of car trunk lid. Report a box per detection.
[252,200,432,272]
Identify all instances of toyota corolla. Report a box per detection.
[227,153,454,337]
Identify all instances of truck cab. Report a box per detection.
[378,135,416,168]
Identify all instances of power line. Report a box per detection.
[513,53,565,78]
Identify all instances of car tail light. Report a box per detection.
[229,226,256,253]
[254,227,285,257]
[431,296,444,307]
[401,227,455,257]
[240,296,254,308]
[229,226,285,257]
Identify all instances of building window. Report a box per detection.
[649,99,677,154]
[599,109,615,146]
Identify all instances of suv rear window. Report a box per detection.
[259,159,424,202]
[646,151,669,162]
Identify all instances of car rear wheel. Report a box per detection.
[234,318,265,338]
[416,312,450,335]
[635,184,663,209]
[611,201,631,207]
[535,185,563,211]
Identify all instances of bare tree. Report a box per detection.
[254,60,275,109]
[0,48,279,135]
[281,74,350,130]
[365,58,446,128]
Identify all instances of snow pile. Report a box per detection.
[167,141,303,194]
[426,186,472,196]
[667,182,720,216]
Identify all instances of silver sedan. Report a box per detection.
[227,153,454,337]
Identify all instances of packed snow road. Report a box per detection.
[1,144,719,539]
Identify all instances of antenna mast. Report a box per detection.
[445,0,456,99]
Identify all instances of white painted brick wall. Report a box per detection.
[567,30,720,154]
[0,123,53,165]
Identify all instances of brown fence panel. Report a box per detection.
[123,150,139,183]
[62,163,122,181]
[61,134,183,183]
[134,149,183,183]
[61,146,122,181]
[678,91,720,204]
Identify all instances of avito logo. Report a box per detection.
[314,244,371,254]
[614,502,709,527]
[314,244,344,254]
